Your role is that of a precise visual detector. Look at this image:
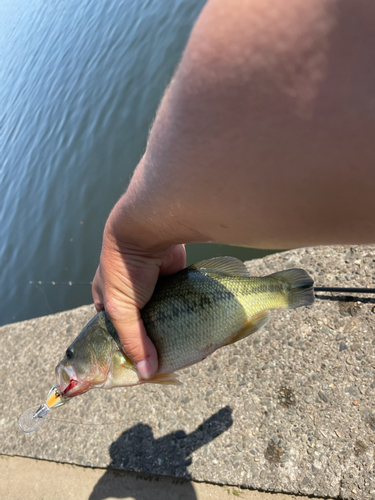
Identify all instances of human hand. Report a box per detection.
[92,221,186,380]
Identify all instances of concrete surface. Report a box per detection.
[1,245,375,499]
[0,455,323,500]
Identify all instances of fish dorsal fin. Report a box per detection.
[141,372,182,386]
[188,257,250,277]
[226,311,270,345]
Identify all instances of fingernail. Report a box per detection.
[136,359,154,379]
[94,301,104,312]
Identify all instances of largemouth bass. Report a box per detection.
[55,257,314,399]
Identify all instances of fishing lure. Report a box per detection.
[18,385,69,433]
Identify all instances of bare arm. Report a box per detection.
[93,0,375,378]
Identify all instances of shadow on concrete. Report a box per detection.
[89,406,233,500]
[315,294,375,304]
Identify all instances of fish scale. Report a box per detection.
[54,257,314,397]
[141,268,302,373]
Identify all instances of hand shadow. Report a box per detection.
[89,406,233,500]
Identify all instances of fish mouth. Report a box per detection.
[55,364,80,397]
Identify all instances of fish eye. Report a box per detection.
[66,348,74,359]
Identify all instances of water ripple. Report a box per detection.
[1,0,207,325]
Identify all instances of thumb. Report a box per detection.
[110,308,158,380]
[92,271,158,380]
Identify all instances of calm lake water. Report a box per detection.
[1,0,274,326]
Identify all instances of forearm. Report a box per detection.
[109,0,375,250]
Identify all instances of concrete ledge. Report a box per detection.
[0,455,321,500]
[1,245,375,499]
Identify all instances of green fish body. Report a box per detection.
[55,257,314,397]
[142,257,314,373]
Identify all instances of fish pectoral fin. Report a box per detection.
[142,372,182,386]
[226,311,271,345]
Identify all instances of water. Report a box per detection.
[1,0,274,326]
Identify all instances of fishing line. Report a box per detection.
[32,284,54,314]
[49,416,130,426]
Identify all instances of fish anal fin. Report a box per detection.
[141,372,182,386]
[226,311,270,345]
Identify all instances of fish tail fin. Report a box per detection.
[269,269,315,309]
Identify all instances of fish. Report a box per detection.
[55,257,314,399]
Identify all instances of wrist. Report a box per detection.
[105,159,207,253]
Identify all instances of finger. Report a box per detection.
[108,308,158,380]
[92,268,105,312]
[159,244,186,275]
